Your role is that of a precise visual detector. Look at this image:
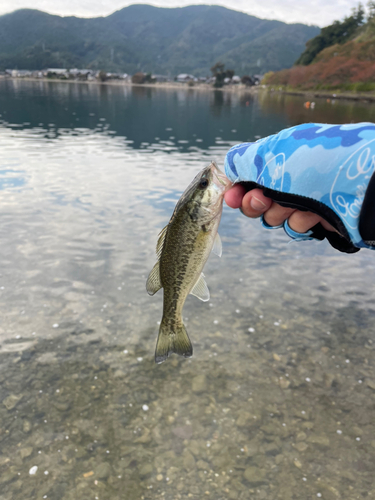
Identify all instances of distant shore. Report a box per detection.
[3,76,375,102]
[0,75,259,94]
[267,87,375,103]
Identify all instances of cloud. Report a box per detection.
[0,0,364,27]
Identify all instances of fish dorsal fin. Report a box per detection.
[146,261,162,296]
[156,225,168,258]
[190,273,210,302]
[211,233,222,257]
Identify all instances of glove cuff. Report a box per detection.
[359,170,375,248]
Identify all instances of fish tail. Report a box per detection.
[155,320,193,364]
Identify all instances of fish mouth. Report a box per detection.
[210,163,232,191]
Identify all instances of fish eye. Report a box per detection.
[199,178,209,189]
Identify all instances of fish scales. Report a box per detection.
[161,211,212,318]
[146,162,232,363]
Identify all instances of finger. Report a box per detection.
[320,218,337,233]
[240,189,272,218]
[263,202,295,227]
[288,211,338,234]
[287,211,322,233]
[224,184,246,209]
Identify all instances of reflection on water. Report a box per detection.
[258,91,375,125]
[0,80,375,500]
[0,80,290,150]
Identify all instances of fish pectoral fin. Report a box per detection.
[211,232,222,257]
[146,261,162,296]
[190,273,210,302]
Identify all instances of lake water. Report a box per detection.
[0,79,375,500]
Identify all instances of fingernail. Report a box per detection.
[250,196,267,211]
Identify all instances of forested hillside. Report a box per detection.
[0,5,319,76]
[264,5,375,91]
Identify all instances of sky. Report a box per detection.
[0,0,366,27]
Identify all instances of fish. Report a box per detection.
[146,162,232,363]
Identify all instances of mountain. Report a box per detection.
[295,5,365,66]
[264,34,375,91]
[0,5,319,76]
[263,7,375,91]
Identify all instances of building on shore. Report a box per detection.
[6,69,34,78]
[176,74,196,83]
[68,69,94,80]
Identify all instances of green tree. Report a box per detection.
[210,62,234,88]
[98,70,107,82]
[210,62,225,76]
[296,3,366,65]
[225,69,235,79]
[353,3,365,24]
[241,75,254,86]
[132,72,146,84]
[144,72,156,83]
[367,0,375,19]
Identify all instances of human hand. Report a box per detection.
[225,185,337,234]
[223,123,375,253]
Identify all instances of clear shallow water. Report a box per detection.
[0,80,375,499]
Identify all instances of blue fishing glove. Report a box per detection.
[224,123,375,253]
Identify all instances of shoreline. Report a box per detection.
[0,76,259,94]
[2,76,375,102]
[267,88,375,103]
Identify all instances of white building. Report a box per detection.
[177,73,195,82]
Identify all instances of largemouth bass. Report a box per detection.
[146,162,232,363]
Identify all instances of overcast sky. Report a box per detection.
[0,0,366,27]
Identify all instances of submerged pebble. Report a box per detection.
[3,394,23,410]
[243,466,266,484]
[20,447,33,459]
[192,374,207,393]
[95,463,111,480]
